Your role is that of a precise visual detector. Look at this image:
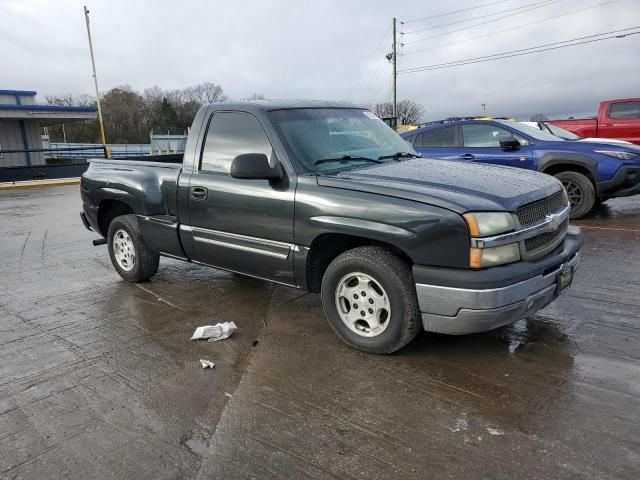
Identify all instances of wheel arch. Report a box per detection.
[539,153,598,188]
[97,199,135,237]
[304,232,413,294]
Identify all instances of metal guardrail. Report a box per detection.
[48,143,152,158]
[0,146,108,182]
[0,145,108,156]
[0,163,91,182]
[0,146,184,183]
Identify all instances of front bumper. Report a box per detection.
[598,165,640,198]
[414,226,583,335]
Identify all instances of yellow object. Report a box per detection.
[469,248,482,268]
[462,213,480,236]
[0,178,80,190]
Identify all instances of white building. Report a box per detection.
[0,89,97,167]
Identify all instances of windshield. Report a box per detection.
[543,122,581,140]
[268,108,416,172]
[496,119,564,142]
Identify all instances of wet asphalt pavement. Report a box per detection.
[1,186,639,479]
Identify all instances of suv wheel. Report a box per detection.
[555,171,596,219]
[107,214,160,282]
[321,246,421,354]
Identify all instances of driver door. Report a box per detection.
[184,111,296,284]
[460,123,533,170]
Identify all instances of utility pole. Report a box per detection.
[482,103,487,116]
[392,17,397,119]
[84,6,109,157]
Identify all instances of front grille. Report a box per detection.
[524,219,569,253]
[515,190,568,260]
[515,190,565,228]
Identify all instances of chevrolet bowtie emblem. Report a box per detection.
[546,212,562,231]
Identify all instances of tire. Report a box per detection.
[320,246,421,354]
[107,214,159,282]
[554,171,596,219]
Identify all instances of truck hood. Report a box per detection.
[317,158,562,213]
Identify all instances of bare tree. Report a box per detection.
[373,100,425,125]
[44,94,99,143]
[45,94,76,106]
[183,82,227,105]
[44,82,229,143]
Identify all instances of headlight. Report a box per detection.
[463,211,515,237]
[470,244,520,268]
[594,150,639,160]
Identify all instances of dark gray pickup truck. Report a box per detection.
[81,100,583,353]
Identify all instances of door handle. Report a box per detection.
[460,154,475,160]
[190,186,208,200]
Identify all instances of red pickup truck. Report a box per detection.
[548,98,640,145]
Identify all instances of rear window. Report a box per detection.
[414,126,456,147]
[609,101,640,119]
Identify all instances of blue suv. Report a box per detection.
[401,119,640,218]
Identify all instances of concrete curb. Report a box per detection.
[0,178,80,190]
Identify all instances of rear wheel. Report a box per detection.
[320,246,421,354]
[554,171,596,219]
[107,215,159,282]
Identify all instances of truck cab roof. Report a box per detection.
[207,99,361,112]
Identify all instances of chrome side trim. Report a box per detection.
[415,251,579,317]
[310,216,414,238]
[180,224,293,260]
[470,204,570,248]
[193,236,289,259]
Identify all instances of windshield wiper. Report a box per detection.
[377,151,421,161]
[313,155,383,166]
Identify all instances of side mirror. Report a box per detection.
[230,153,282,180]
[500,138,521,151]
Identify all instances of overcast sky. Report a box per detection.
[1,0,639,121]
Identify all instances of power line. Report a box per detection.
[348,24,393,100]
[398,27,640,74]
[402,0,620,56]
[402,0,509,24]
[403,0,564,45]
[404,0,560,34]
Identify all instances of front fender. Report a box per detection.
[537,152,598,180]
[295,180,470,269]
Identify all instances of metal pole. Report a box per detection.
[482,103,487,116]
[392,17,397,119]
[84,6,109,158]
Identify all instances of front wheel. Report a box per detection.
[320,246,421,354]
[554,171,596,219]
[107,214,159,282]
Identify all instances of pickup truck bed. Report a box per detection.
[549,98,640,145]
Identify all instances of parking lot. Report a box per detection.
[1,185,639,479]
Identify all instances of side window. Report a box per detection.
[420,126,456,147]
[411,133,423,147]
[462,124,527,147]
[200,112,273,173]
[609,101,640,119]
